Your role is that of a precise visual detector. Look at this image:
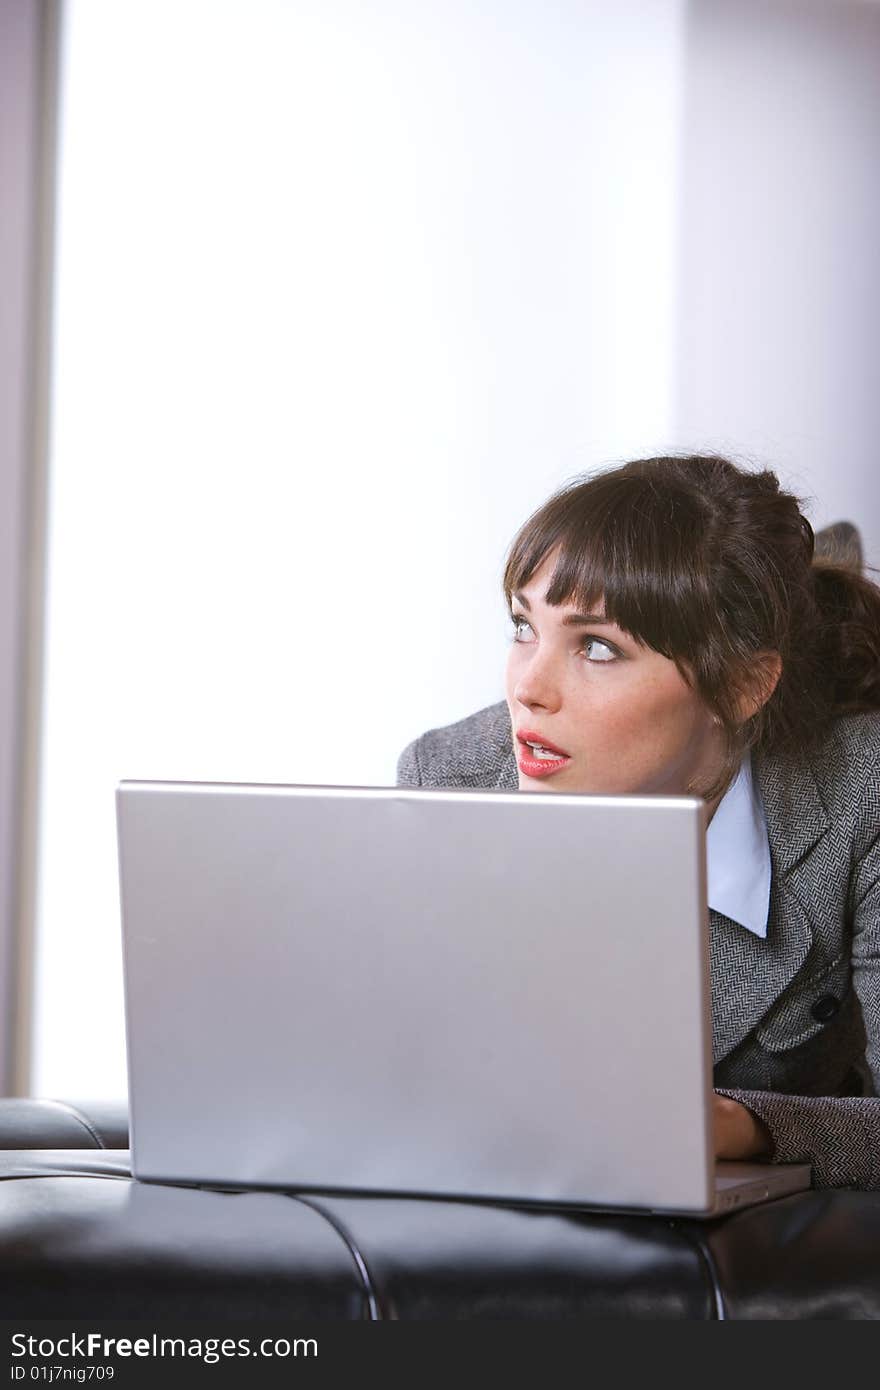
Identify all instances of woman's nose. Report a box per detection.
[512,652,563,712]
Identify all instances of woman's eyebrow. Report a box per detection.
[560,612,615,628]
[512,591,615,628]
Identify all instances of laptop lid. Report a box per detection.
[117,781,717,1211]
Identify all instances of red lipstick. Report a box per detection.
[515,729,572,780]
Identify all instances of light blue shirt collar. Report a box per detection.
[705,752,771,939]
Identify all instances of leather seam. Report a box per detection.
[0,1171,129,1183]
[292,1196,383,1321]
[46,1100,107,1149]
[670,1223,726,1320]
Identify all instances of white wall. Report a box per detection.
[33,0,687,1098]
[675,0,880,569]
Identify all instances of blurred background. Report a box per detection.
[2,0,879,1101]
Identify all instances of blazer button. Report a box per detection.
[811,994,840,1023]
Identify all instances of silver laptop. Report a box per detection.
[116,780,811,1217]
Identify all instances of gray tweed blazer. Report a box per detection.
[397,702,880,1190]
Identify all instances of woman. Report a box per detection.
[397,455,880,1190]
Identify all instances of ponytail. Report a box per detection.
[811,559,880,713]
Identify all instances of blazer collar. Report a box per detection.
[753,743,831,878]
[709,743,831,1063]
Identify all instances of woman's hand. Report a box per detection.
[713,1093,772,1160]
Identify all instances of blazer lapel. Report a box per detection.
[709,744,830,1064]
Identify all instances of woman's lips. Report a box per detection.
[517,747,572,778]
[516,730,572,779]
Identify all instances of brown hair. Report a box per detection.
[502,455,880,802]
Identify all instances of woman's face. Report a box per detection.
[504,551,725,800]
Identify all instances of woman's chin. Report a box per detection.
[518,773,565,792]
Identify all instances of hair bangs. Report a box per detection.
[503,473,715,664]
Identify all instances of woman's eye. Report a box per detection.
[584,638,617,663]
[508,617,536,642]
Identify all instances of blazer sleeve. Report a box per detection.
[717,823,880,1190]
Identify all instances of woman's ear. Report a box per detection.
[736,650,782,723]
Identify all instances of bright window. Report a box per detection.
[33,0,684,1098]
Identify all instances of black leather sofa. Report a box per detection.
[2,1099,879,1319]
